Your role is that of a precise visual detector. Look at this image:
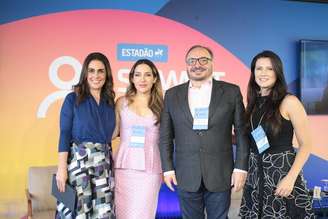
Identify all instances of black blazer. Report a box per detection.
[159,79,249,192]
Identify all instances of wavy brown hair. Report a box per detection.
[125,59,163,125]
[245,50,288,135]
[74,52,115,106]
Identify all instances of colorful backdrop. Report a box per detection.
[1,0,328,217]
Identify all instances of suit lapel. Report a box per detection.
[208,79,224,120]
[177,82,193,124]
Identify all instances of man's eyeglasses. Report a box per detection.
[186,57,212,66]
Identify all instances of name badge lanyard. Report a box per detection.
[250,113,265,131]
[250,112,270,154]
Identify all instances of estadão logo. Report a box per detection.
[117,43,168,62]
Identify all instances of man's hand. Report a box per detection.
[231,171,247,192]
[164,173,178,191]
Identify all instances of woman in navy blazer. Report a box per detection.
[56,52,116,219]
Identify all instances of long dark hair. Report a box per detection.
[125,59,163,125]
[74,52,115,106]
[245,50,288,135]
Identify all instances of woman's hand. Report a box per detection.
[56,167,68,192]
[275,175,296,197]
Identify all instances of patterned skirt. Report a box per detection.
[239,150,315,219]
[56,142,115,219]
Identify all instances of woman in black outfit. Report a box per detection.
[239,50,315,218]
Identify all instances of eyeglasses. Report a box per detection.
[186,57,212,66]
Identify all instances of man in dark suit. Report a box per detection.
[159,45,249,219]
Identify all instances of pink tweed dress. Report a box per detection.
[114,99,162,219]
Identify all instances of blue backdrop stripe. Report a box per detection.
[0,0,170,24]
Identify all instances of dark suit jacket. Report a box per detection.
[159,79,249,192]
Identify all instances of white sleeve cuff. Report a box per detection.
[163,170,175,176]
[233,168,247,173]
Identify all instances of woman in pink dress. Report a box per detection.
[112,59,163,219]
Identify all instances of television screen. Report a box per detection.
[300,40,328,114]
